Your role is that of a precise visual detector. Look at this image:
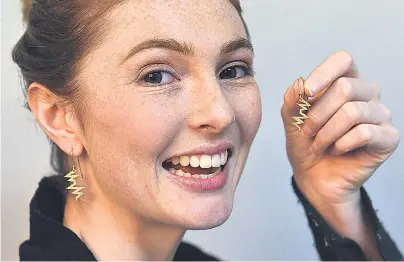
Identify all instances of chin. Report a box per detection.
[167,192,235,230]
[186,209,233,230]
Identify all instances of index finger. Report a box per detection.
[304,51,361,97]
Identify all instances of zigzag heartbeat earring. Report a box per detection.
[64,148,85,201]
[292,77,311,131]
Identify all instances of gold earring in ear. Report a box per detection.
[64,148,85,201]
[292,77,311,132]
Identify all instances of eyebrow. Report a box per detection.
[219,38,254,56]
[120,37,254,64]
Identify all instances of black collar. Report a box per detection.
[19,175,218,261]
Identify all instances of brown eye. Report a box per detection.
[219,66,250,80]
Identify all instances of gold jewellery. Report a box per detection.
[64,149,85,201]
[292,77,311,131]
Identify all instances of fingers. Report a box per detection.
[310,101,392,155]
[305,51,361,97]
[301,77,380,137]
[329,124,400,156]
[283,51,400,159]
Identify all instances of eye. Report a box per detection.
[219,65,251,80]
[143,71,175,85]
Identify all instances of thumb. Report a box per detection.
[281,77,311,134]
[281,78,314,166]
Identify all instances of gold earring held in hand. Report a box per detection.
[292,77,311,131]
[64,149,85,201]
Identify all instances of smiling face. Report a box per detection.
[74,0,262,229]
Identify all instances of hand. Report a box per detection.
[281,51,400,259]
[282,51,400,206]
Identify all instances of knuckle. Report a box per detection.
[335,50,354,67]
[390,127,401,146]
[336,77,354,100]
[381,104,392,121]
[358,125,372,143]
[341,102,361,124]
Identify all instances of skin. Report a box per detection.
[282,51,400,260]
[27,0,400,261]
[29,0,261,260]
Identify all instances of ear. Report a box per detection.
[27,82,84,156]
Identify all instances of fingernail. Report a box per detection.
[304,81,314,97]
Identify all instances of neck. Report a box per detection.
[63,194,186,260]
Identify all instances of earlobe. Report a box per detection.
[27,82,84,156]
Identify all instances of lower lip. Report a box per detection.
[166,162,229,192]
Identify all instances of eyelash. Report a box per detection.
[138,62,254,87]
[219,63,255,80]
[137,64,179,87]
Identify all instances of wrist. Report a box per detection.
[294,176,382,260]
[293,174,363,231]
[294,172,362,205]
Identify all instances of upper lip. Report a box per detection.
[165,142,233,160]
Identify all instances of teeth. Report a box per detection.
[189,156,199,167]
[200,155,212,168]
[211,154,221,167]
[169,166,222,179]
[175,169,184,176]
[220,152,226,165]
[198,167,222,179]
[180,156,189,166]
[172,156,180,165]
[168,150,229,168]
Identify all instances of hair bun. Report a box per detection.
[21,0,33,24]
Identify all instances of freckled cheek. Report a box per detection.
[232,87,262,142]
[88,98,185,161]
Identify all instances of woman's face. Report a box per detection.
[77,0,261,228]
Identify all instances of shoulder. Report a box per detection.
[174,242,220,261]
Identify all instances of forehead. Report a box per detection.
[102,0,247,56]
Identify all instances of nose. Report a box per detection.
[188,76,235,135]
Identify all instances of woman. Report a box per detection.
[13,0,403,260]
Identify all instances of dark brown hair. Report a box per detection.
[13,0,250,174]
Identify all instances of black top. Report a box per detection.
[19,175,403,261]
